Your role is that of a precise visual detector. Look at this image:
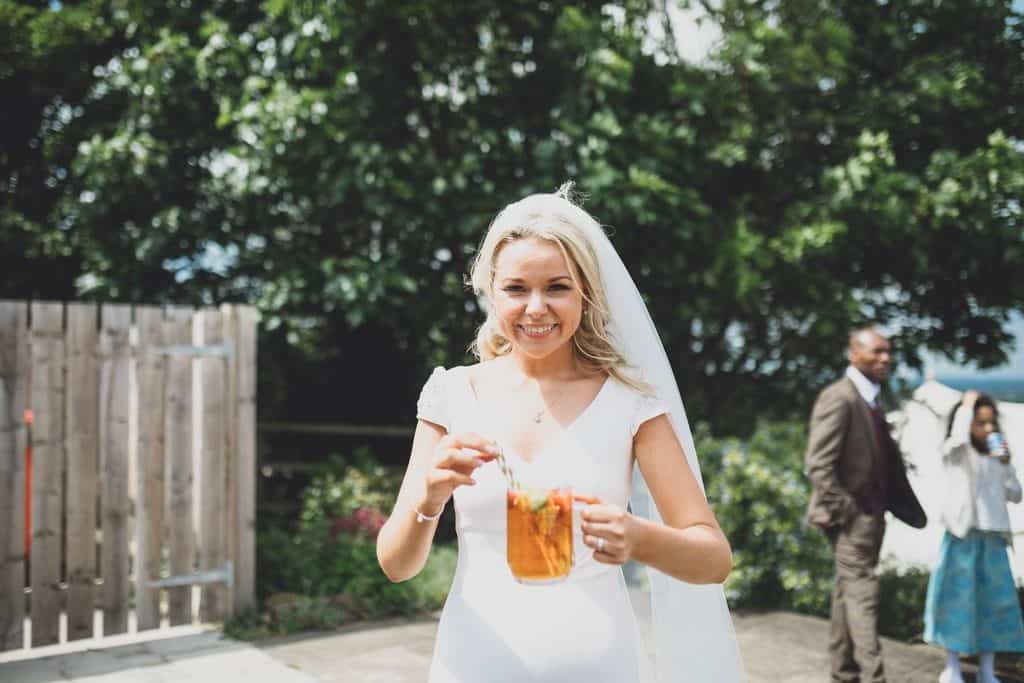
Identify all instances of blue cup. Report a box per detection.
[987,432,1007,456]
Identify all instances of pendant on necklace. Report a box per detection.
[533,412,544,423]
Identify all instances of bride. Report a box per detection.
[376,185,745,681]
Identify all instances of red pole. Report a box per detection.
[24,409,33,559]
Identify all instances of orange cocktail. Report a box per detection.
[506,488,573,583]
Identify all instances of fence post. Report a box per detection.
[100,304,132,635]
[65,303,99,642]
[164,306,195,626]
[0,301,29,651]
[230,305,257,614]
[199,308,227,622]
[135,306,166,631]
[29,302,65,647]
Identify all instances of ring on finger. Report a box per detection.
[596,537,606,553]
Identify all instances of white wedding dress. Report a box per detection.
[417,365,667,683]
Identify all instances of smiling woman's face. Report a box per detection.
[491,237,585,360]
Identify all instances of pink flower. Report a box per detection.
[330,507,388,540]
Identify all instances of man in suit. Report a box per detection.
[805,327,927,683]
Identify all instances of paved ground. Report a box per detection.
[1,580,1018,683]
[254,610,959,683]
[4,607,1012,683]
[0,625,311,683]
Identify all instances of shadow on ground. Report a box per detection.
[0,629,313,683]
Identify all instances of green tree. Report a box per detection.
[0,0,122,297]
[2,0,1022,432]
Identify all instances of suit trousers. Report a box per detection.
[828,512,886,683]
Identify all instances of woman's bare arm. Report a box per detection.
[581,414,731,584]
[376,422,495,582]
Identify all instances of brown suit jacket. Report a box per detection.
[805,377,926,531]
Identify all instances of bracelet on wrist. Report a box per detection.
[415,504,444,523]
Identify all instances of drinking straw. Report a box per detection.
[493,442,520,491]
[533,520,560,576]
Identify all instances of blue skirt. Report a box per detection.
[924,530,1024,654]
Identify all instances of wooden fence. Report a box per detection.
[0,301,257,651]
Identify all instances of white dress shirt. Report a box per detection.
[845,366,881,408]
[939,406,1022,541]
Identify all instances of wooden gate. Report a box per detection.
[0,301,257,651]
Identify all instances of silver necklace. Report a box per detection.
[532,386,569,423]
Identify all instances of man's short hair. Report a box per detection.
[848,326,886,349]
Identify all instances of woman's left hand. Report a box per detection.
[581,503,636,565]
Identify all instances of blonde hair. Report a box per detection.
[468,183,651,394]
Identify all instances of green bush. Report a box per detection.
[245,452,457,637]
[698,420,834,617]
[300,449,403,530]
[699,419,940,642]
[256,528,456,621]
[877,565,930,642]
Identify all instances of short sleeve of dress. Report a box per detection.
[416,366,450,431]
[630,390,668,437]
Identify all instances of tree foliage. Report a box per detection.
[2,0,1022,431]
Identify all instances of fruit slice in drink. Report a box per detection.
[506,488,573,583]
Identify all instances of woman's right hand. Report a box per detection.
[418,432,499,516]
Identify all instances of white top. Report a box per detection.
[416,365,666,683]
[845,366,881,407]
[938,406,1022,541]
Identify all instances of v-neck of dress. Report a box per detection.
[464,368,612,465]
